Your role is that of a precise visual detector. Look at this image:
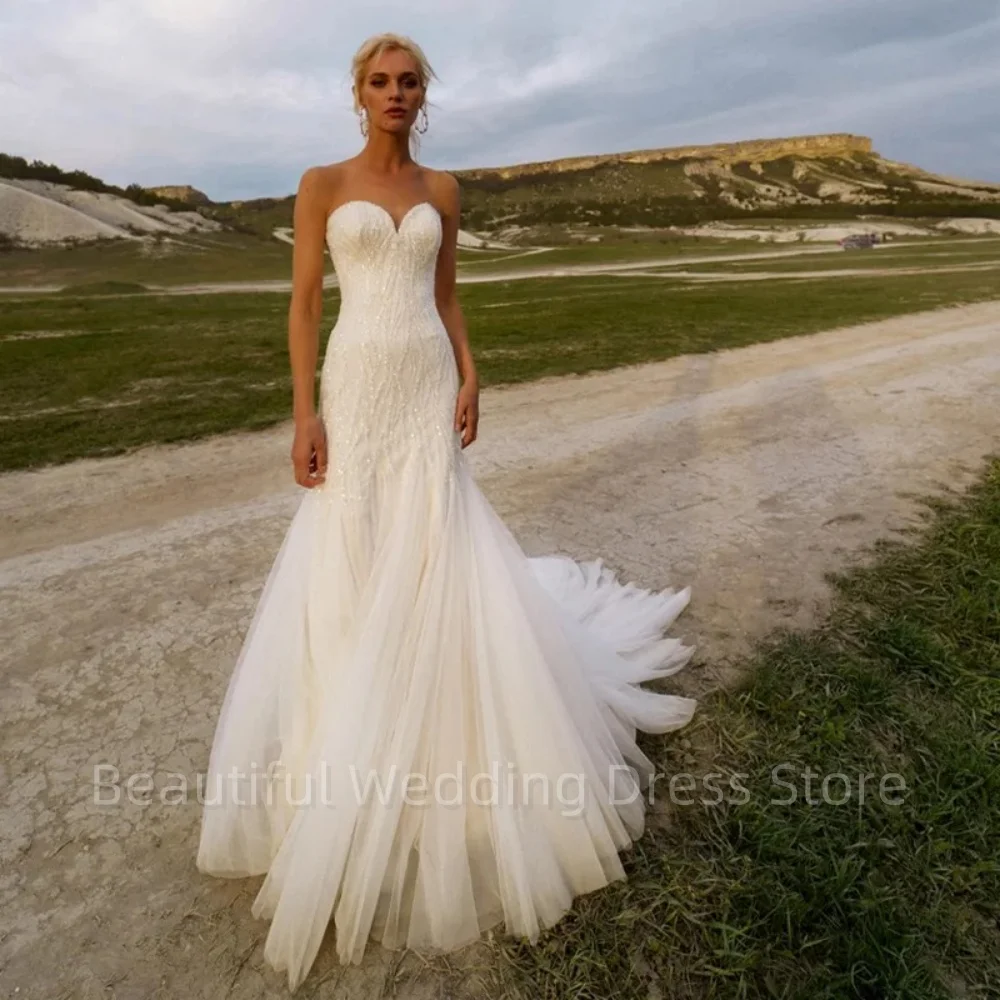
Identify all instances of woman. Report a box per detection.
[196,31,698,992]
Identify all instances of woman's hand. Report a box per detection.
[291,415,328,487]
[454,379,479,448]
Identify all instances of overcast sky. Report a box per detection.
[3,0,999,200]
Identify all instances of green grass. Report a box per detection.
[2,268,998,472]
[0,292,295,470]
[485,458,1000,1000]
[56,280,149,295]
[0,233,815,290]
[0,232,297,288]
[457,238,796,271]
[2,227,992,291]
[0,232,777,289]
[684,240,1000,275]
[469,236,1000,278]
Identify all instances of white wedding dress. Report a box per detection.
[195,198,698,991]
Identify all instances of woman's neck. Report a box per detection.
[356,132,415,175]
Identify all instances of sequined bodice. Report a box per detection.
[325,200,445,346]
[318,199,461,504]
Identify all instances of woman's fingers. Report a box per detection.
[305,443,326,485]
[289,419,328,488]
[466,403,479,446]
[314,429,328,475]
[296,469,325,488]
[291,450,325,488]
[459,403,478,447]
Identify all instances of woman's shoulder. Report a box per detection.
[293,161,353,216]
[420,165,458,189]
[420,166,460,206]
[297,160,350,192]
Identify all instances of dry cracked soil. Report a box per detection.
[1,301,998,999]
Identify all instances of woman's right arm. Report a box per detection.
[288,166,329,488]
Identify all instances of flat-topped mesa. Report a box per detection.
[456,133,874,181]
[145,184,211,205]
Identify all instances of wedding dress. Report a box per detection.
[195,197,698,991]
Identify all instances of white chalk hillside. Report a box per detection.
[673,218,1000,242]
[0,178,222,246]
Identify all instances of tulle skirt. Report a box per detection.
[195,441,697,991]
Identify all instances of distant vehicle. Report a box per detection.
[839,232,880,249]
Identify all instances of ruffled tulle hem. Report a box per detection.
[196,454,696,991]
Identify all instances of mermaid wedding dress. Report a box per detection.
[195,198,698,991]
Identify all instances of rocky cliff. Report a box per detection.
[452,133,1000,229]
[144,185,211,206]
[456,133,874,181]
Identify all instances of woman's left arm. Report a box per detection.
[434,172,479,448]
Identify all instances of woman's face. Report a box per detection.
[358,48,424,136]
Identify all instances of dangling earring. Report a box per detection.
[358,106,369,138]
[415,104,429,134]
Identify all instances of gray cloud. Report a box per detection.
[1,0,997,199]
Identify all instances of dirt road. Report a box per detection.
[2,301,998,998]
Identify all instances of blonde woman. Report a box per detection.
[196,31,697,992]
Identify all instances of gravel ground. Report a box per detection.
[1,301,998,998]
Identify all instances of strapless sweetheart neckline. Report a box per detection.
[327,198,439,235]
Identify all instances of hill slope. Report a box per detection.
[3,134,999,247]
[452,133,1000,229]
[204,133,1000,237]
[0,178,223,246]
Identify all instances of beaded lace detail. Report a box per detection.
[319,200,460,503]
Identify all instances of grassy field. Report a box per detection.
[0,232,295,288]
[2,226,994,290]
[0,232,561,288]
[462,235,1000,276]
[485,456,1000,1000]
[457,238,806,270]
[0,232,813,289]
[2,263,999,472]
[680,239,1000,275]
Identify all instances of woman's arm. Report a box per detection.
[433,173,479,448]
[288,166,329,486]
